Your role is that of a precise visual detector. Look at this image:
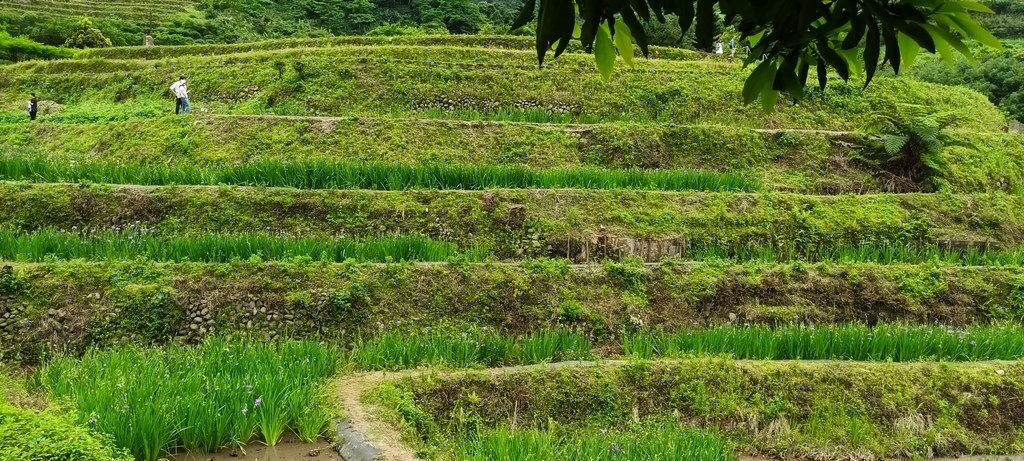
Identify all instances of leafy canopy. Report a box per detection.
[513,0,1002,107]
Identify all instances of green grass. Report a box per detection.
[35,338,339,461]
[0,154,759,192]
[350,329,593,370]
[74,35,707,61]
[3,227,1021,265]
[0,45,1005,132]
[680,241,1024,266]
[459,426,735,461]
[0,229,485,263]
[623,324,1024,361]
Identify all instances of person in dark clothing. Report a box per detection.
[28,93,38,121]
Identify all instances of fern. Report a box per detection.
[881,134,909,156]
[862,104,963,191]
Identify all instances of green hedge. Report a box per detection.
[2,183,1024,256]
[3,260,1024,362]
[0,45,1005,132]
[388,359,1024,459]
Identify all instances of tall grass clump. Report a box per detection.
[35,338,340,461]
[349,329,592,370]
[0,229,486,263]
[622,324,1024,361]
[0,154,758,192]
[460,426,735,461]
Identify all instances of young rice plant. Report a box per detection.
[35,338,340,461]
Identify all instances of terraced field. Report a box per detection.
[0,0,195,21]
[2,35,1024,461]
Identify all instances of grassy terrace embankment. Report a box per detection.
[4,117,1023,193]
[73,35,708,61]
[3,43,1021,194]
[3,183,1024,256]
[4,260,1024,361]
[378,359,1024,459]
[0,46,1005,131]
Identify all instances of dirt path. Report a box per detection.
[205,113,856,137]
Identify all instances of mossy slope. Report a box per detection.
[2,183,1022,257]
[3,261,1024,362]
[387,359,1024,459]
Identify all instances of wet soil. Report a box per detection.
[168,438,341,461]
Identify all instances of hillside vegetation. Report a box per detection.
[2,28,1024,461]
[0,39,1020,195]
[0,0,524,46]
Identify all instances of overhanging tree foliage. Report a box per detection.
[512,0,1003,107]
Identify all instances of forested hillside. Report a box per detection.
[0,0,526,46]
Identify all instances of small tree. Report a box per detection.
[63,18,112,49]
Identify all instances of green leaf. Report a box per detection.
[759,87,779,111]
[959,1,994,13]
[748,29,766,47]
[511,0,537,30]
[897,32,920,69]
[694,0,718,51]
[594,24,616,82]
[842,15,866,50]
[922,23,974,62]
[743,59,778,105]
[946,12,1003,49]
[864,21,880,86]
[818,43,850,81]
[615,21,636,67]
[881,26,901,74]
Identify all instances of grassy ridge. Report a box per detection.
[2,117,1023,194]
[385,360,1024,459]
[74,35,708,61]
[0,117,860,193]
[0,45,1005,131]
[3,183,1023,252]
[0,154,759,192]
[4,260,1024,362]
[0,230,485,263]
[4,228,1024,265]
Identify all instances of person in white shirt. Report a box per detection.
[169,76,190,115]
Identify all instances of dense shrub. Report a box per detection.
[63,19,112,49]
[0,401,132,461]
[0,32,74,62]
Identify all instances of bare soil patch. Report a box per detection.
[168,437,341,461]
